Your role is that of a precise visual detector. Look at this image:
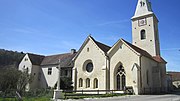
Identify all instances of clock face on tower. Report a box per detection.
[138,18,147,26]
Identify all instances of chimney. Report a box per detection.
[71,49,76,54]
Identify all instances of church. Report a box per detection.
[18,0,168,95]
[72,0,167,95]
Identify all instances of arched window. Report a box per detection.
[79,78,83,87]
[86,78,90,88]
[87,48,89,52]
[93,78,98,88]
[117,74,121,90]
[116,65,126,90]
[141,29,146,40]
[122,74,126,90]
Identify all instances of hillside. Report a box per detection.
[0,49,25,69]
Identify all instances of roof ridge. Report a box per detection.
[121,39,167,63]
[27,53,45,57]
[41,52,76,66]
[45,53,72,57]
[89,36,111,53]
[27,53,45,65]
[95,40,111,48]
[121,38,154,59]
[121,39,149,53]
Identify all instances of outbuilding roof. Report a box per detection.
[167,72,180,81]
[27,53,45,65]
[41,53,76,67]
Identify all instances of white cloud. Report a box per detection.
[161,48,180,51]
[97,19,129,26]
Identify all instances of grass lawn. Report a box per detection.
[0,93,127,100]
[64,93,126,99]
[0,97,51,101]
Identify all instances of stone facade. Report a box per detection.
[72,0,167,95]
[19,0,168,95]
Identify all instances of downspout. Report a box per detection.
[139,55,142,94]
[105,53,110,91]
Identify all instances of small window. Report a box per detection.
[26,67,29,72]
[146,70,149,85]
[141,29,146,40]
[140,1,145,7]
[119,45,122,49]
[94,78,98,88]
[24,58,28,61]
[48,68,52,75]
[87,48,89,52]
[24,67,29,73]
[86,78,90,88]
[79,78,83,87]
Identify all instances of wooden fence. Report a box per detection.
[63,88,134,99]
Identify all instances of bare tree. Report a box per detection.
[17,69,33,95]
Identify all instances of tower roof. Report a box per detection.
[132,0,153,19]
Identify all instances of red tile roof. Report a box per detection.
[167,72,180,81]
[153,55,167,63]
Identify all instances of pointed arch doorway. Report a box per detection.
[115,64,126,90]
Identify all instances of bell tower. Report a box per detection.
[131,0,160,56]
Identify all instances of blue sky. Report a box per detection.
[0,0,180,71]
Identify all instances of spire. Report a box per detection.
[132,0,153,18]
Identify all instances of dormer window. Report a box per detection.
[141,29,146,40]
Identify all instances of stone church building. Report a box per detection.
[72,0,167,95]
[18,0,168,95]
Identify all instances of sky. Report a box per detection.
[0,0,180,72]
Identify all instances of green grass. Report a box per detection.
[0,93,126,100]
[0,92,53,101]
[0,97,51,101]
[0,98,17,101]
[64,93,126,99]
[22,97,50,101]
